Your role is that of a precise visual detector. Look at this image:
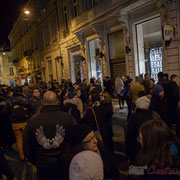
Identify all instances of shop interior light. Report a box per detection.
[24,10,30,14]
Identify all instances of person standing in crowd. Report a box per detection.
[63,92,81,123]
[62,124,119,179]
[142,73,150,93]
[128,76,145,113]
[135,120,180,180]
[76,89,84,119]
[100,91,114,151]
[84,90,110,150]
[3,86,32,161]
[104,76,114,97]
[126,95,160,164]
[147,78,155,95]
[168,74,179,124]
[29,88,42,118]
[115,75,124,109]
[23,91,76,180]
[150,84,169,125]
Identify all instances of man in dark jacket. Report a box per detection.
[150,85,169,125]
[63,92,81,123]
[3,86,33,160]
[23,91,76,180]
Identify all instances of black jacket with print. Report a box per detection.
[23,105,76,167]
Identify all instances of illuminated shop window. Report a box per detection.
[136,17,162,79]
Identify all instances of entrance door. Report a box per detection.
[69,46,83,83]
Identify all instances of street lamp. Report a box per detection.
[24,9,30,15]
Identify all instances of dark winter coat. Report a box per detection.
[3,93,33,123]
[126,109,161,164]
[23,105,76,167]
[84,102,109,141]
[63,99,81,123]
[150,95,169,125]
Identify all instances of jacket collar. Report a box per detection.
[40,105,61,113]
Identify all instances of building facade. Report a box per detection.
[0,51,16,85]
[8,0,180,85]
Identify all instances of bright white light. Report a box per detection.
[24,10,30,14]
[3,52,6,55]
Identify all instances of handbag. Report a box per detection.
[90,107,104,143]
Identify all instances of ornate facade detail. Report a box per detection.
[93,24,105,47]
[154,0,170,25]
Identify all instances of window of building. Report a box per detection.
[64,6,68,29]
[47,60,53,82]
[86,0,94,9]
[51,17,57,42]
[44,23,50,46]
[72,0,78,18]
[135,17,162,82]
[88,38,101,79]
[9,67,14,76]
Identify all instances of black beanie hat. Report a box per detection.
[70,124,92,147]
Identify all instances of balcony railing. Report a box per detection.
[71,0,129,32]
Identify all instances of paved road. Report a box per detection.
[3,100,129,180]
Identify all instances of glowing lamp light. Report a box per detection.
[24,10,30,14]
[3,52,6,55]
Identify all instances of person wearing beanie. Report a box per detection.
[69,150,104,180]
[63,91,81,123]
[60,124,120,180]
[150,84,169,125]
[126,95,161,164]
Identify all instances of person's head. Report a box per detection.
[137,120,174,167]
[154,85,164,98]
[170,74,178,83]
[76,89,81,97]
[69,150,104,180]
[135,76,142,84]
[47,83,52,89]
[22,83,29,91]
[6,89,13,97]
[67,92,78,102]
[164,73,169,80]
[70,124,98,152]
[89,90,100,103]
[42,91,58,106]
[33,88,40,97]
[73,83,79,90]
[100,91,112,103]
[148,78,155,88]
[158,72,164,80]
[135,96,150,110]
[14,86,23,94]
[145,73,150,80]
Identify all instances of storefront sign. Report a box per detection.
[163,25,174,41]
[150,47,163,82]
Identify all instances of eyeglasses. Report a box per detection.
[82,134,97,143]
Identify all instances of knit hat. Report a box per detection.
[154,84,164,95]
[135,96,150,110]
[68,92,77,99]
[70,124,92,147]
[69,150,104,180]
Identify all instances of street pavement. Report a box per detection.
[3,100,129,180]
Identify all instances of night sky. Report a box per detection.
[0,0,27,45]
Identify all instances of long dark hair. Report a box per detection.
[136,120,177,168]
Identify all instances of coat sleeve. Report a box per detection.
[84,108,95,129]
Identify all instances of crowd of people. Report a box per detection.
[0,72,179,180]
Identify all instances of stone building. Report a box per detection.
[8,0,180,85]
[0,51,16,85]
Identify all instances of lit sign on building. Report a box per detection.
[150,47,163,83]
[163,25,174,41]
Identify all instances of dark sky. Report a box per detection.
[0,0,27,45]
